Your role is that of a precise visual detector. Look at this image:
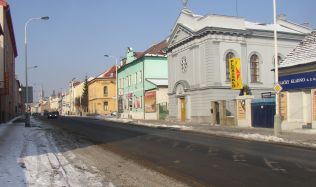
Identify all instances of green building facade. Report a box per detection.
[117,41,168,119]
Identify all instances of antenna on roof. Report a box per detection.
[235,0,239,17]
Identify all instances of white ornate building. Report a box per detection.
[167,8,311,123]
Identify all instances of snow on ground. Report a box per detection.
[133,121,193,130]
[0,117,111,187]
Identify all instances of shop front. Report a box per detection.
[279,71,316,130]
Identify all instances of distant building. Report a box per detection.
[88,66,117,115]
[279,31,316,130]
[118,40,168,120]
[167,8,311,123]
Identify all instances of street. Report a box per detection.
[37,116,316,187]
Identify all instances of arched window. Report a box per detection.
[225,52,235,81]
[103,86,108,97]
[273,55,283,65]
[250,54,260,82]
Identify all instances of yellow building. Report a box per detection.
[88,66,116,115]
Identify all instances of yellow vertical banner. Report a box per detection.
[229,58,243,90]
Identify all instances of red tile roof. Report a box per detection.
[98,65,116,79]
[134,52,144,59]
[0,0,7,6]
[130,40,167,61]
[143,40,168,56]
[73,81,81,87]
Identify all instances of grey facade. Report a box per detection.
[167,9,311,123]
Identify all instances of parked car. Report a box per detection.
[47,111,59,119]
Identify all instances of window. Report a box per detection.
[128,75,131,86]
[139,71,142,83]
[225,52,235,81]
[140,96,142,109]
[103,86,108,96]
[104,101,108,111]
[250,54,260,82]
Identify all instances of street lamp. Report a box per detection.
[70,78,76,115]
[104,55,118,114]
[28,65,38,69]
[273,0,281,136]
[24,16,49,127]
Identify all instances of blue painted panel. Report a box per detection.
[279,71,316,91]
[251,102,275,128]
[251,98,275,104]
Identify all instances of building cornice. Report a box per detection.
[167,24,306,52]
[168,84,273,95]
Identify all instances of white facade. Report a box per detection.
[167,9,311,123]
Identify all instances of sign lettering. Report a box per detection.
[229,58,243,90]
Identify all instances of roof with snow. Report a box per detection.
[143,40,168,56]
[146,78,168,86]
[97,66,116,79]
[280,31,316,68]
[171,8,311,36]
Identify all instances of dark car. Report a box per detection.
[47,111,59,119]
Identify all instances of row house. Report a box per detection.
[88,66,116,115]
[0,0,20,122]
[118,40,168,120]
[73,81,84,115]
[167,8,311,123]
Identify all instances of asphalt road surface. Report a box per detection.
[38,116,316,187]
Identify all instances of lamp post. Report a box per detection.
[273,0,281,136]
[70,78,76,115]
[24,16,49,127]
[104,55,118,115]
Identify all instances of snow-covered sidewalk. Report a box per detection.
[0,117,109,187]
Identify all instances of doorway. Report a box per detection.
[180,97,186,122]
[215,102,220,124]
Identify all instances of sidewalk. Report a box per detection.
[86,115,316,150]
[0,116,107,187]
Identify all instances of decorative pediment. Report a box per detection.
[168,24,194,48]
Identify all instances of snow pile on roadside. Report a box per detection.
[135,122,193,130]
[233,133,286,142]
[0,119,112,187]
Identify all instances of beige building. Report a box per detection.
[88,66,116,115]
[73,81,84,114]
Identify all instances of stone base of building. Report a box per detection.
[168,115,211,124]
[281,121,315,130]
[120,112,159,120]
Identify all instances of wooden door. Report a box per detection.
[180,98,186,122]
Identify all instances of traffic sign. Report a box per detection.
[274,83,283,93]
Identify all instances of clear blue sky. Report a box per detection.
[8,0,316,100]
